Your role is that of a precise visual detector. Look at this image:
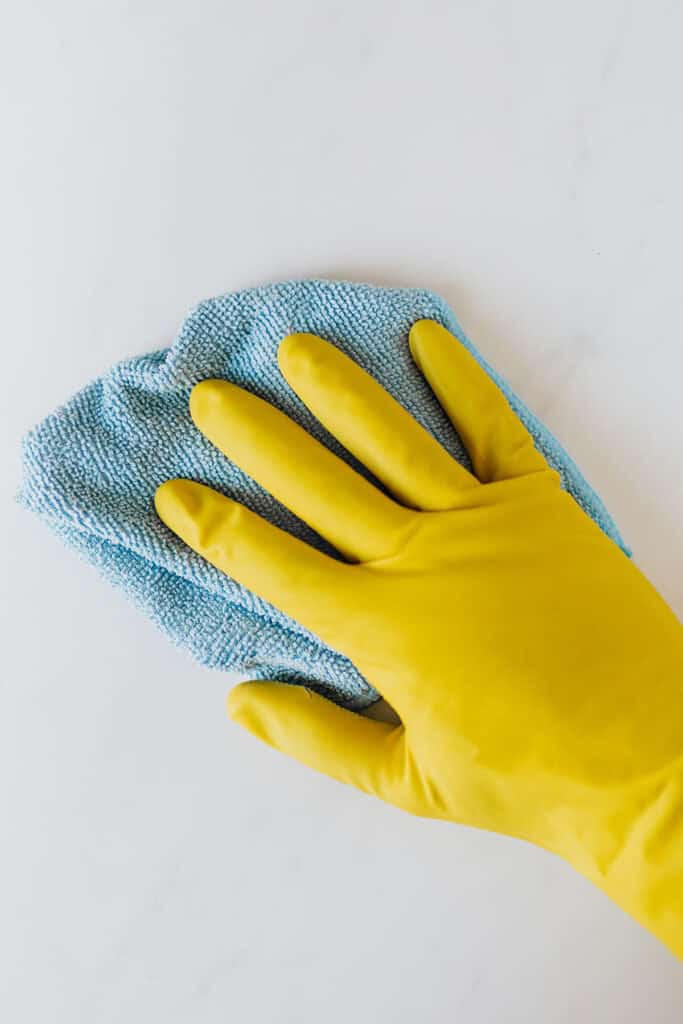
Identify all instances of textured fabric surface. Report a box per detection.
[20,280,627,708]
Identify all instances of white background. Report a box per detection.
[2,2,682,1021]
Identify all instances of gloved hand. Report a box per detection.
[155,319,683,960]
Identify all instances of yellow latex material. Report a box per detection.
[156,320,683,959]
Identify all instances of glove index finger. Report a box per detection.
[154,479,356,650]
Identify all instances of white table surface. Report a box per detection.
[2,2,682,1021]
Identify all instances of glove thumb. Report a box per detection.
[227,681,407,805]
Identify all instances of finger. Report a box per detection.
[278,333,478,512]
[155,479,356,646]
[228,681,414,808]
[409,320,549,483]
[189,380,412,563]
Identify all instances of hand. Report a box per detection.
[156,319,683,959]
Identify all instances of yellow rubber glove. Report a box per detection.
[155,320,683,959]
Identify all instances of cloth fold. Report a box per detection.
[20,280,627,707]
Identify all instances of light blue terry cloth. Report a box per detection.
[20,280,628,709]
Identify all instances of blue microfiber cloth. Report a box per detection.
[20,280,627,708]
